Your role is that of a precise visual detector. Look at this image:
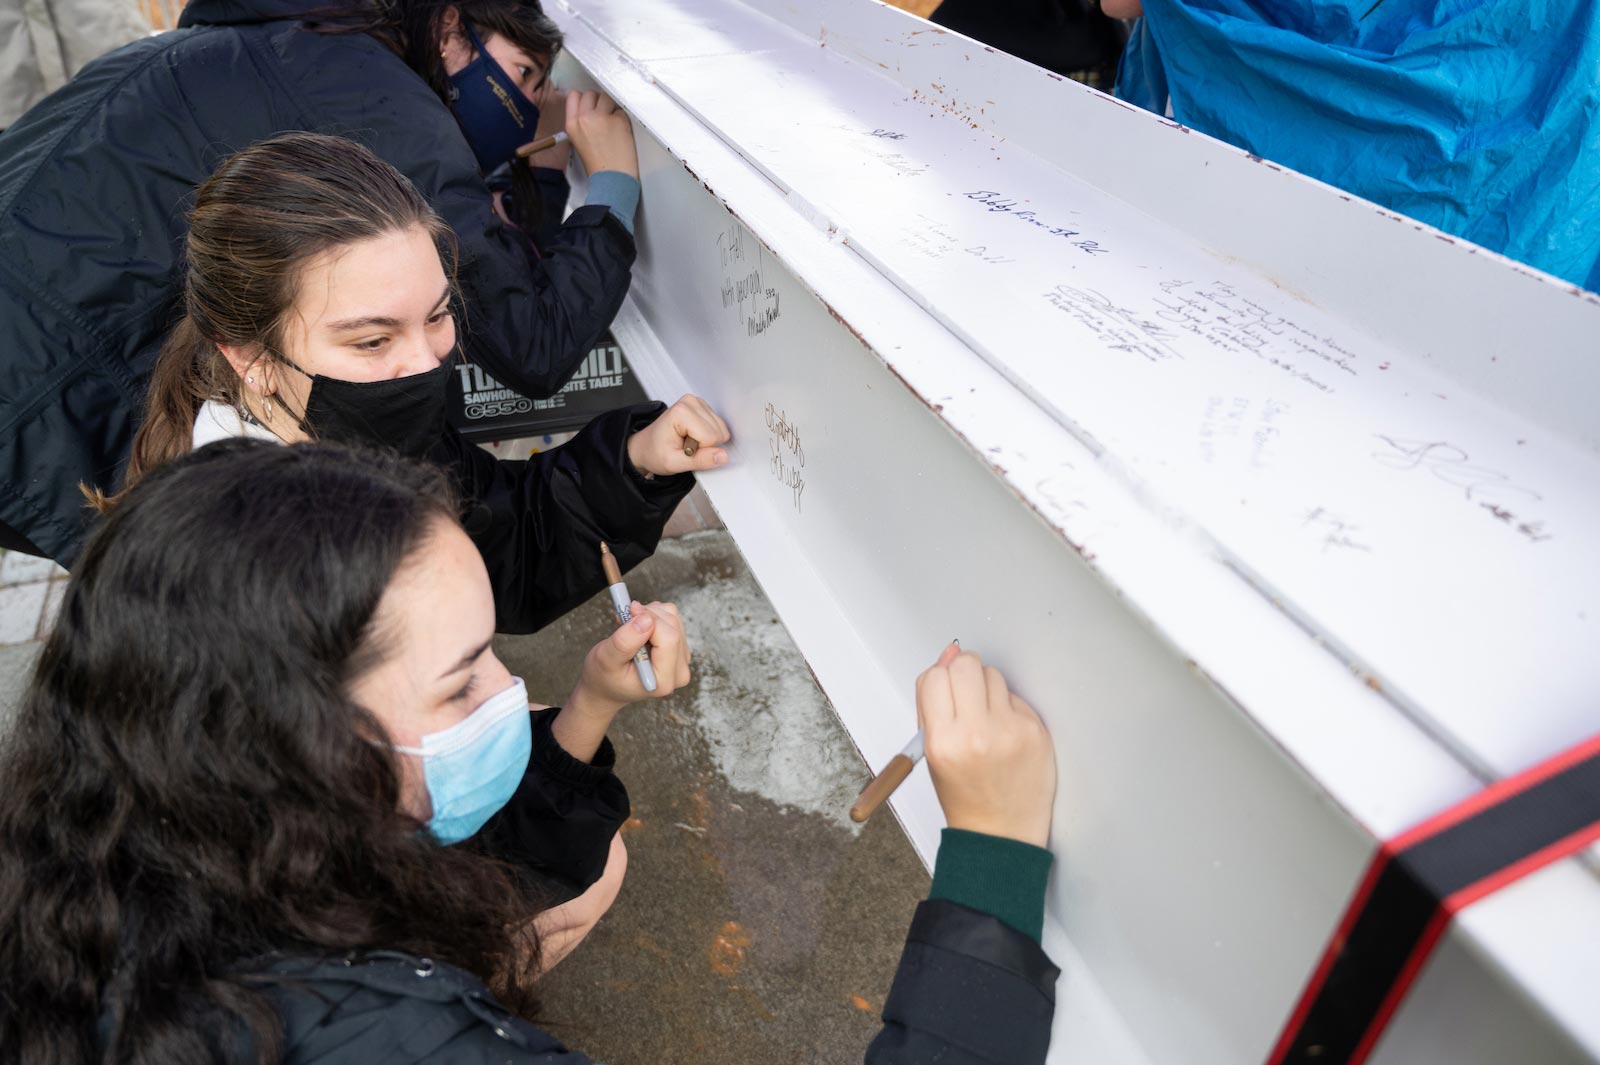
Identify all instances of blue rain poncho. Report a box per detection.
[1116,1,1600,293]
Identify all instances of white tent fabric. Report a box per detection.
[0,0,152,127]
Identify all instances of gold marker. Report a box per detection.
[514,130,569,159]
[849,731,925,823]
[683,435,700,458]
[850,639,958,822]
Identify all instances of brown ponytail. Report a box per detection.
[121,317,233,491]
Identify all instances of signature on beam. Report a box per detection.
[962,190,1109,256]
[1370,435,1552,543]
[1370,436,1542,503]
[766,402,806,514]
[1302,507,1372,554]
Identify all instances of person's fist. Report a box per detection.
[565,90,638,178]
[918,645,1057,849]
[575,600,692,708]
[627,394,731,478]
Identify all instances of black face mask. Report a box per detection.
[283,356,453,460]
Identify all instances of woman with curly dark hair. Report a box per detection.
[0,439,1064,1065]
[0,438,691,1063]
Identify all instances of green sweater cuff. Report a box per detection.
[928,828,1053,944]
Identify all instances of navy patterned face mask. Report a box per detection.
[448,22,541,173]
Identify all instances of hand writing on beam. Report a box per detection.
[919,647,1057,849]
[627,394,732,477]
[525,82,570,169]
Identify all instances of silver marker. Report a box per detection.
[600,542,657,692]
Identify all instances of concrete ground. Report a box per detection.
[0,488,932,1065]
[0,549,66,733]
[506,526,931,1065]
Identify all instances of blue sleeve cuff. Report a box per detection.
[584,170,641,235]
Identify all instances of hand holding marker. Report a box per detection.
[600,542,656,692]
[851,642,960,823]
[624,395,728,478]
[857,639,953,818]
[851,641,1054,844]
[596,435,704,693]
[595,413,719,691]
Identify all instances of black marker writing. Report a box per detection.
[962,190,1109,256]
[765,403,806,513]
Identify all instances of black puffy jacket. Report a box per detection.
[0,0,635,561]
[251,901,1057,1064]
[440,400,693,635]
[475,704,630,903]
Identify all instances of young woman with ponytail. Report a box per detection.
[0,0,649,562]
[112,130,729,638]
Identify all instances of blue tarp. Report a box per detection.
[1116,1,1600,293]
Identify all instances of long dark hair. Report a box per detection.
[114,132,457,497]
[324,0,565,234]
[2,440,540,1065]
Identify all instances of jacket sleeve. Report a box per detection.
[446,199,636,399]
[439,401,695,635]
[470,708,629,904]
[258,953,603,1065]
[454,163,633,396]
[422,114,635,398]
[530,166,572,252]
[865,900,1060,1065]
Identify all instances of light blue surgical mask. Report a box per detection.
[394,677,532,846]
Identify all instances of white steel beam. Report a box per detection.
[549,2,1600,1061]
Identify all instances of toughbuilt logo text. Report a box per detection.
[455,344,630,421]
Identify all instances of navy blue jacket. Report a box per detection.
[255,901,1058,1064]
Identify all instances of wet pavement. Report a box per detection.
[499,531,931,1065]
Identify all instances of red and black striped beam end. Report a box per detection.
[1268,731,1600,1065]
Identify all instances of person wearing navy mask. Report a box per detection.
[451,20,543,172]
[111,131,728,641]
[0,0,644,563]
[437,6,641,243]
